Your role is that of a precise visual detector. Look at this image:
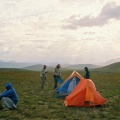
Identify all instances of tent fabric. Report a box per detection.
[55,76,63,84]
[55,71,83,98]
[64,78,106,107]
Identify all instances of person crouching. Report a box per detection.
[0,82,18,110]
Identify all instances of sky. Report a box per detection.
[0,0,120,64]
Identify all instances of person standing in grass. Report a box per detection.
[53,64,62,89]
[84,67,90,79]
[40,65,47,90]
[0,82,18,110]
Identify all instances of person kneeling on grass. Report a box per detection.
[0,82,18,110]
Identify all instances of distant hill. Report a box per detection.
[96,57,120,66]
[23,64,54,71]
[22,64,99,71]
[92,62,120,72]
[1,59,120,73]
[0,68,31,72]
[0,62,120,73]
[0,61,36,68]
[65,64,99,70]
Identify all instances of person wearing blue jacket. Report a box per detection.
[84,67,90,79]
[0,82,18,110]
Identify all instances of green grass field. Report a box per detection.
[0,69,120,120]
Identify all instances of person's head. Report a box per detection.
[6,82,13,90]
[43,65,46,69]
[84,67,88,71]
[57,64,61,68]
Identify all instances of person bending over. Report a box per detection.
[53,64,61,89]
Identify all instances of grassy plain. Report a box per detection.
[0,69,120,120]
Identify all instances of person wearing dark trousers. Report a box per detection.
[84,67,90,79]
[53,64,61,89]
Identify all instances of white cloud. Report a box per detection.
[0,0,120,64]
[62,2,120,29]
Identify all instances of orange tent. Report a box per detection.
[64,78,106,107]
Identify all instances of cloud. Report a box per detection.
[62,2,120,29]
[101,2,120,20]
[27,40,49,43]
[61,24,77,30]
[0,0,120,64]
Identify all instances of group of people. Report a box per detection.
[40,64,62,90]
[0,64,90,111]
[40,64,90,90]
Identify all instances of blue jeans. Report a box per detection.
[54,76,59,89]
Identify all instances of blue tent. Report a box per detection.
[55,71,83,98]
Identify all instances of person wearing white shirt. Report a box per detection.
[40,65,47,89]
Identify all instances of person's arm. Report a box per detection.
[53,68,58,76]
[0,89,14,98]
[41,69,45,75]
[55,68,61,76]
[45,69,47,74]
